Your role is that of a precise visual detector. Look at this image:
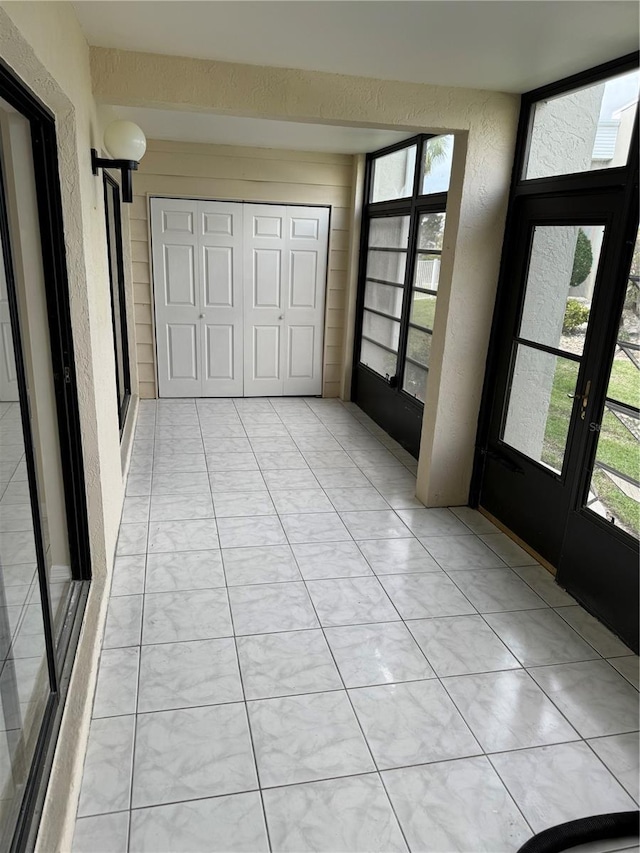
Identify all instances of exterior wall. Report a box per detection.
[0,4,136,852]
[91,48,520,506]
[130,139,353,398]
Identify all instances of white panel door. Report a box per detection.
[0,240,18,402]
[284,206,329,395]
[199,201,244,396]
[151,198,201,397]
[243,204,288,396]
[152,198,243,397]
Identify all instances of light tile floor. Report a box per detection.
[73,397,640,853]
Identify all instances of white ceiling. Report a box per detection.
[75,1,638,94]
[111,106,414,153]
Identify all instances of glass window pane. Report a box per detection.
[362,310,400,351]
[421,134,454,195]
[525,69,639,180]
[371,145,417,202]
[519,225,605,356]
[502,344,580,473]
[366,249,406,285]
[414,253,442,292]
[417,213,446,251]
[360,339,397,379]
[586,226,640,538]
[406,327,432,368]
[364,281,404,319]
[368,216,410,249]
[410,292,437,329]
[403,361,428,403]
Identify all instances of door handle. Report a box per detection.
[278,314,284,321]
[567,380,591,419]
[199,314,205,319]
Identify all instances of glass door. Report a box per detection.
[476,55,639,650]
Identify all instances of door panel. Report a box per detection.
[283,205,328,395]
[199,200,243,396]
[152,198,202,396]
[244,204,287,396]
[153,199,327,398]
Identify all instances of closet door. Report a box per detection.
[243,204,288,396]
[199,201,244,396]
[151,198,202,397]
[284,205,329,395]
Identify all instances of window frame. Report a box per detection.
[354,134,450,408]
[103,171,131,435]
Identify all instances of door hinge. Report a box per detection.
[64,366,71,384]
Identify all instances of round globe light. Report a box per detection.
[103,120,147,162]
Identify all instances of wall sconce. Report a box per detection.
[91,120,147,203]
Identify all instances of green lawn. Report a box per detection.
[541,357,639,532]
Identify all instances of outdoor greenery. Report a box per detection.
[541,357,639,531]
[570,228,594,288]
[562,298,590,333]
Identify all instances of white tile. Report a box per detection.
[608,655,640,690]
[312,468,372,489]
[209,470,267,493]
[443,669,579,752]
[380,573,476,619]
[270,489,334,514]
[222,544,301,585]
[325,622,435,687]
[262,468,320,490]
[213,491,276,518]
[588,733,640,802]
[529,660,639,738]
[292,541,372,580]
[132,703,257,807]
[340,510,411,540]
[142,588,232,644]
[206,452,259,471]
[512,564,576,606]
[307,577,400,626]
[382,757,530,851]
[484,608,600,666]
[115,522,148,557]
[148,519,218,553]
[263,774,408,853]
[78,715,135,816]
[248,691,374,787]
[149,493,214,521]
[152,471,210,495]
[449,506,500,534]
[358,538,441,575]
[103,595,143,649]
[229,581,319,635]
[121,495,150,524]
[237,629,342,699]
[138,637,243,712]
[218,515,287,548]
[93,647,140,718]
[395,508,471,537]
[490,741,636,832]
[129,792,269,853]
[281,511,351,544]
[349,679,480,769]
[408,614,520,677]
[554,605,633,658]
[419,534,506,569]
[325,487,390,512]
[144,549,225,593]
[111,555,146,596]
[255,451,308,470]
[451,569,547,613]
[73,812,129,853]
[479,532,538,566]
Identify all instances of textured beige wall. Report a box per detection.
[0,4,134,852]
[131,139,353,398]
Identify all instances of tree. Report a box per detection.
[570,228,593,287]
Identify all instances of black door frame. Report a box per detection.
[472,52,639,650]
[351,134,449,456]
[0,59,91,851]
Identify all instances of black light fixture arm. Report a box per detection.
[91,149,139,203]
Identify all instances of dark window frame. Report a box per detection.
[353,134,450,407]
[0,58,91,852]
[103,172,131,435]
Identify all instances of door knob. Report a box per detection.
[278,314,284,321]
[199,313,205,319]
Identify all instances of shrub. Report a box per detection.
[570,228,593,287]
[563,298,589,333]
